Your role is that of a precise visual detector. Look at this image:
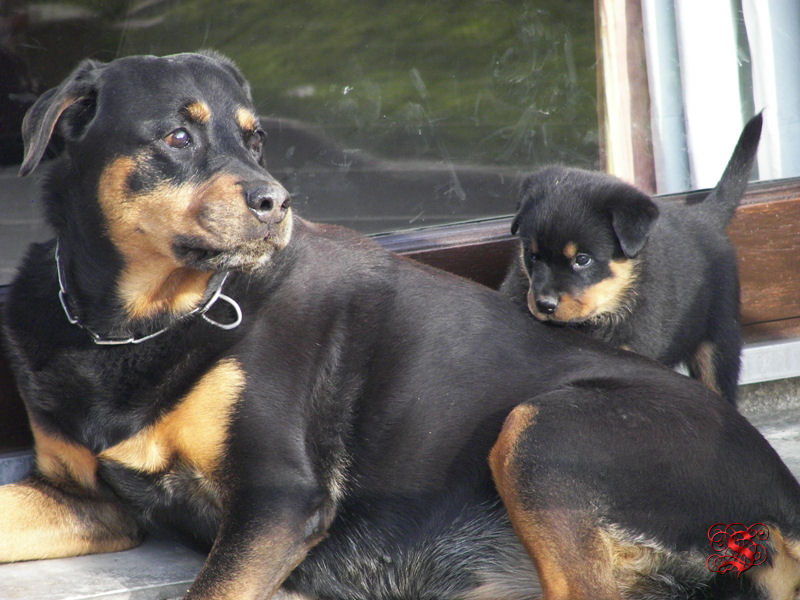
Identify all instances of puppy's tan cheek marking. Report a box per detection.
[554,259,637,322]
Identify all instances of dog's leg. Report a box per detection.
[490,403,622,600]
[0,476,142,562]
[688,339,740,405]
[184,488,336,600]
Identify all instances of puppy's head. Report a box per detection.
[510,167,658,324]
[20,51,292,319]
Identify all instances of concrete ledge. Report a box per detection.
[0,538,204,600]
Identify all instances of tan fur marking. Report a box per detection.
[184,101,211,124]
[100,358,245,476]
[689,342,720,395]
[0,477,142,562]
[517,244,531,282]
[191,523,318,599]
[30,419,98,490]
[236,106,258,133]
[553,258,637,323]
[490,406,572,598]
[97,156,215,319]
[749,529,800,600]
[563,242,578,260]
[97,156,294,320]
[98,157,292,320]
[489,404,538,485]
[490,405,622,599]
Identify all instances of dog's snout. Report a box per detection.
[243,182,291,223]
[535,295,559,315]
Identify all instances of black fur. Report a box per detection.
[501,114,763,405]
[3,55,798,599]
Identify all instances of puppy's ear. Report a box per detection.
[19,59,105,177]
[608,189,659,258]
[511,172,546,235]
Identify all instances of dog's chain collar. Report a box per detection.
[55,240,242,345]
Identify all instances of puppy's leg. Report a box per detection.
[688,338,741,405]
[0,476,142,562]
[490,402,621,600]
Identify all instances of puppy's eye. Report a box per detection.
[164,128,192,149]
[573,253,593,270]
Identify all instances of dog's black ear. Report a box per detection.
[19,59,105,177]
[608,190,659,258]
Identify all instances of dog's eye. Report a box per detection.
[247,128,265,156]
[164,128,192,149]
[573,253,593,269]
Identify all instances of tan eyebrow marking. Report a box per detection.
[182,101,211,124]
[236,106,258,132]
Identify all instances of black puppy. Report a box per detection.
[2,54,799,599]
[501,114,762,404]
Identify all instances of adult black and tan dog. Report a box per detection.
[500,115,762,405]
[1,52,799,599]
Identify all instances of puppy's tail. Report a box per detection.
[699,112,763,225]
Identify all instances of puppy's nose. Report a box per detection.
[535,295,559,315]
[243,182,291,223]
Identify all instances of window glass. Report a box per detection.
[0,0,597,283]
[641,0,800,193]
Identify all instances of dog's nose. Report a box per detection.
[243,182,291,223]
[535,295,559,315]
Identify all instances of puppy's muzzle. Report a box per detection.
[243,181,291,224]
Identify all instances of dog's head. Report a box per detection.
[20,51,292,320]
[510,167,658,324]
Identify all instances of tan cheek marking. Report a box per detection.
[100,358,245,476]
[97,157,217,320]
[185,100,211,124]
[236,106,258,133]
[29,418,98,491]
[554,258,637,322]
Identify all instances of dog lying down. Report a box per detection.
[1,53,799,599]
[501,114,763,405]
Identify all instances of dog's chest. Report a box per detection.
[99,358,243,472]
[95,358,245,526]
